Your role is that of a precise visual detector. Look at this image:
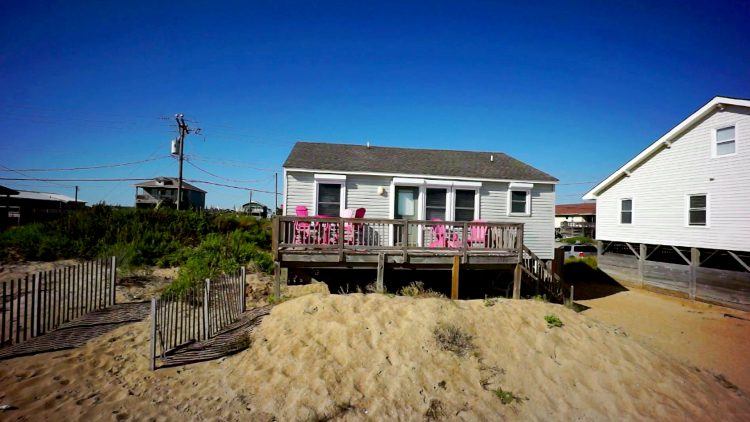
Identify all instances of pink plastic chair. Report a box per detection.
[342,209,355,244]
[428,220,447,248]
[467,220,488,247]
[294,206,311,244]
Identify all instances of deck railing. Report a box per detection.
[273,216,523,257]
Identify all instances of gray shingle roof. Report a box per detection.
[283,142,557,182]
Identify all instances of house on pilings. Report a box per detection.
[584,96,750,310]
[272,141,566,301]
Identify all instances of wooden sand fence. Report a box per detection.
[150,267,246,370]
[0,257,117,348]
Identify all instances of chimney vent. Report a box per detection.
[490,154,494,162]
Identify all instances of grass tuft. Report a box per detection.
[544,314,563,328]
[434,323,474,357]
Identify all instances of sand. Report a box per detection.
[578,286,750,393]
[1,292,749,420]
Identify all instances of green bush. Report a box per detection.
[544,314,563,328]
[564,255,598,269]
[560,236,594,245]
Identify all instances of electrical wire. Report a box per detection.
[0,155,173,172]
[0,177,282,195]
[184,158,274,183]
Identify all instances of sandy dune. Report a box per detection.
[0,293,748,421]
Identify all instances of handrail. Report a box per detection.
[522,245,565,301]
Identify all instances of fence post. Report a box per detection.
[31,275,40,337]
[203,278,211,339]
[110,256,117,306]
[240,267,246,313]
[149,298,157,371]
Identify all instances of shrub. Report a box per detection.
[434,323,474,356]
[493,388,524,405]
[564,255,597,269]
[561,236,594,245]
[544,314,563,328]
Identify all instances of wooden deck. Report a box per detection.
[273,216,524,268]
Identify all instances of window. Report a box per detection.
[317,183,341,216]
[687,194,707,226]
[454,189,475,221]
[714,126,736,156]
[425,188,447,220]
[510,190,529,214]
[620,199,632,224]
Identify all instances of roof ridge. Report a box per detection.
[294,141,512,156]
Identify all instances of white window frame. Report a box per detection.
[312,173,346,216]
[685,193,710,228]
[619,198,633,225]
[507,182,532,217]
[452,187,480,221]
[711,125,737,158]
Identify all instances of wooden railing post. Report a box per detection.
[338,217,344,262]
[31,274,40,337]
[461,222,468,263]
[272,216,279,261]
[402,220,409,261]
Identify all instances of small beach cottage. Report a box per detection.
[274,142,562,300]
[583,96,750,309]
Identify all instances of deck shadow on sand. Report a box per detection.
[0,302,150,360]
[563,262,628,301]
[156,305,271,369]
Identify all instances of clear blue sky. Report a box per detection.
[1,1,748,208]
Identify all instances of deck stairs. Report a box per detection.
[519,245,567,302]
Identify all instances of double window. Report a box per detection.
[425,188,447,220]
[687,194,707,226]
[714,126,736,157]
[620,199,632,224]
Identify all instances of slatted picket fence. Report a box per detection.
[0,257,117,348]
[150,267,246,370]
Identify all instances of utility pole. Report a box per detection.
[74,185,79,204]
[274,172,278,215]
[173,114,200,211]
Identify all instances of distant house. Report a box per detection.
[0,187,85,226]
[555,202,596,238]
[242,201,269,218]
[583,96,750,310]
[135,177,206,210]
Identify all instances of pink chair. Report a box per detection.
[294,206,311,244]
[342,209,355,244]
[467,220,488,247]
[428,220,447,248]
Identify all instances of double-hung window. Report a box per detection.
[454,189,476,221]
[714,126,736,157]
[509,191,529,214]
[687,194,707,226]
[425,188,447,220]
[317,184,342,216]
[620,199,632,224]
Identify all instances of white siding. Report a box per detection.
[596,105,750,252]
[284,170,556,258]
[480,182,555,259]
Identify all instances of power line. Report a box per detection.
[0,155,173,172]
[186,179,282,195]
[0,163,74,188]
[184,158,273,183]
[186,154,278,172]
[0,177,282,195]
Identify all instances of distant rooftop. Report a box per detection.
[283,142,558,182]
[13,190,83,203]
[555,203,596,216]
[134,177,206,193]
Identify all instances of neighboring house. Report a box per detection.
[0,185,19,229]
[242,201,269,218]
[135,177,206,210]
[583,96,750,310]
[282,142,557,260]
[555,202,596,238]
[0,188,85,225]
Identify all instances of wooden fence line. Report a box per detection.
[0,256,117,348]
[150,267,246,370]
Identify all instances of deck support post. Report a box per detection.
[451,255,460,300]
[638,243,647,287]
[689,248,699,300]
[376,252,385,293]
[512,263,521,299]
[274,262,281,299]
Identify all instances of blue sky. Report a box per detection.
[1,1,748,208]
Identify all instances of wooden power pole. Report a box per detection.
[173,114,200,211]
